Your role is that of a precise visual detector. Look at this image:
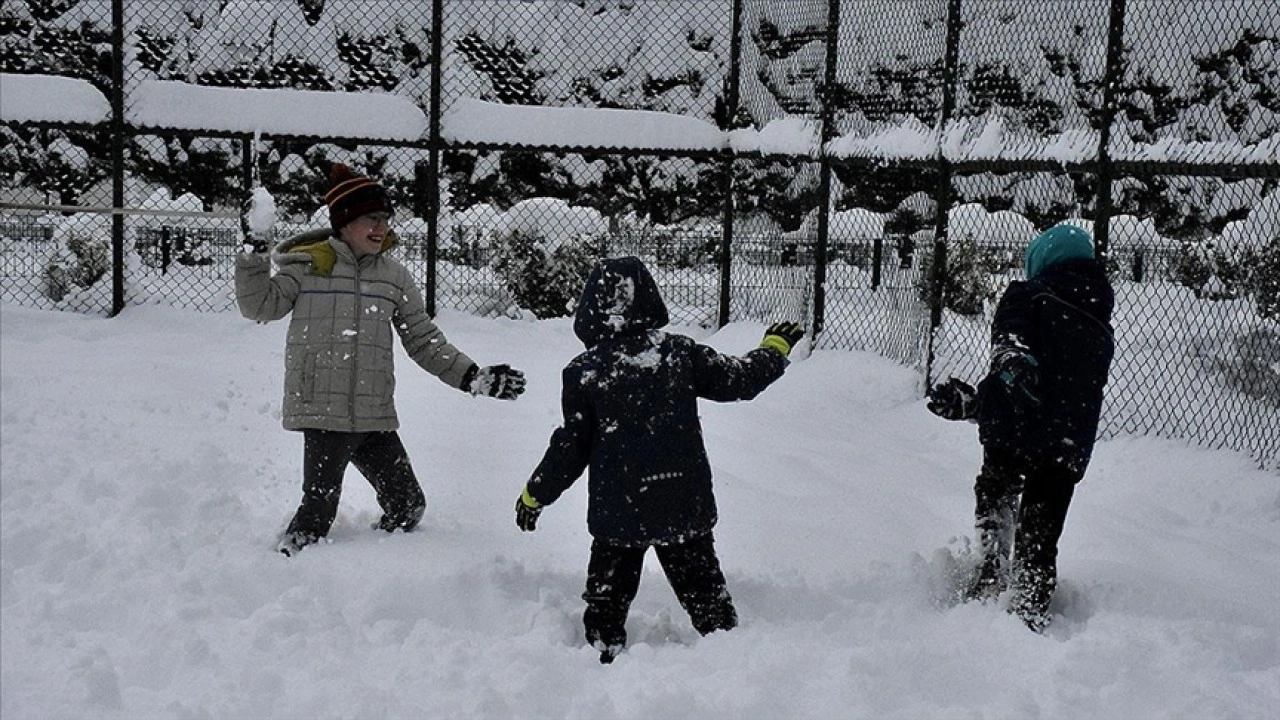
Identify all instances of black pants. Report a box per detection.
[582,533,737,650]
[285,429,426,539]
[973,447,1079,625]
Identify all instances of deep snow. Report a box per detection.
[1,302,1277,719]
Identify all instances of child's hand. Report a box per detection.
[927,377,977,421]
[991,348,1040,406]
[759,321,805,357]
[467,364,527,400]
[515,487,541,532]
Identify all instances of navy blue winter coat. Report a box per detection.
[526,257,789,545]
[977,257,1115,474]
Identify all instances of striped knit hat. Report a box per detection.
[325,164,391,231]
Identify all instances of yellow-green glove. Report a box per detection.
[515,487,541,532]
[760,321,805,357]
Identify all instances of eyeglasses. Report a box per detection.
[357,213,392,226]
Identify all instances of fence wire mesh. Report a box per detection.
[1,0,1277,466]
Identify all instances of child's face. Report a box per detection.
[340,212,391,257]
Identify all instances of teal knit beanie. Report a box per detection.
[1024,224,1094,278]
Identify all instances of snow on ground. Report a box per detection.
[1,303,1277,719]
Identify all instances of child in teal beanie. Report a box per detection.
[927,223,1115,631]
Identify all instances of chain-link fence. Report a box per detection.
[2,0,1277,466]
[929,172,1279,463]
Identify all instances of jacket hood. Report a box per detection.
[1025,223,1094,279]
[275,228,332,255]
[273,227,400,276]
[573,256,670,348]
[1035,256,1115,327]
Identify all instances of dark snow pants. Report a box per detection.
[972,446,1080,628]
[285,429,426,540]
[582,533,737,650]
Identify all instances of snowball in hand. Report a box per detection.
[246,187,277,238]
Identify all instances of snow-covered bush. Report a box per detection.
[442,203,501,267]
[1172,236,1250,300]
[489,198,606,319]
[1193,327,1280,409]
[922,233,1001,316]
[919,205,1024,316]
[1250,237,1280,321]
[43,214,109,302]
[491,230,599,318]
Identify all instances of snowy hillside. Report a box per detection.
[1,304,1276,719]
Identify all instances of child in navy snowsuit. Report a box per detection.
[514,256,803,663]
[928,223,1115,631]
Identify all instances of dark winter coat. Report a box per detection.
[526,256,788,545]
[977,257,1115,474]
[235,228,475,432]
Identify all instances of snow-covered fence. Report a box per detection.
[1,0,1278,466]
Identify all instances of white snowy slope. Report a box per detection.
[0,304,1277,719]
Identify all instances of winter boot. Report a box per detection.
[688,600,739,636]
[1008,561,1055,632]
[276,531,318,557]
[965,495,1018,602]
[593,641,624,664]
[373,501,425,533]
[585,624,626,665]
[372,484,426,533]
[584,599,630,665]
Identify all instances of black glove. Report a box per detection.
[465,364,526,400]
[515,488,541,532]
[927,377,978,421]
[760,321,805,357]
[243,235,270,254]
[991,347,1040,406]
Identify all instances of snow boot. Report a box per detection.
[965,556,1007,603]
[1008,563,1055,633]
[966,477,1019,602]
[584,614,627,665]
[593,641,624,665]
[276,531,318,557]
[964,516,1015,602]
[374,500,425,533]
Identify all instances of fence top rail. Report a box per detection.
[0,202,238,220]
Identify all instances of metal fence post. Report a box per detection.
[925,0,963,387]
[717,0,745,328]
[718,155,734,328]
[110,0,125,316]
[871,236,882,290]
[1094,0,1128,260]
[812,0,841,338]
[161,226,171,274]
[240,136,254,241]
[424,0,445,317]
[241,136,253,193]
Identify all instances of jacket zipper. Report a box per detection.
[349,257,363,430]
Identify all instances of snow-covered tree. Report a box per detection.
[128,135,240,210]
[1,127,104,206]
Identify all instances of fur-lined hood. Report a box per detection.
[273,228,400,276]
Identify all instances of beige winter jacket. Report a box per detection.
[235,228,475,432]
